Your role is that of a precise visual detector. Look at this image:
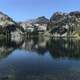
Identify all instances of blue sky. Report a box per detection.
[0,0,80,21]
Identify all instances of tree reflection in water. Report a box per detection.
[0,37,80,80]
[1,36,80,60]
[0,37,24,60]
[1,37,80,60]
[47,38,80,59]
[21,37,80,59]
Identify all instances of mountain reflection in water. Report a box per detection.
[21,37,80,59]
[0,37,80,80]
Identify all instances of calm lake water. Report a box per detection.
[0,37,80,80]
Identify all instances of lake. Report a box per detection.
[0,37,80,80]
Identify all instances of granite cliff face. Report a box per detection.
[49,11,80,36]
[19,16,49,32]
[1,11,80,38]
[0,12,23,40]
[0,12,16,30]
[34,16,49,24]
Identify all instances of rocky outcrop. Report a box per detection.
[0,12,23,39]
[0,12,16,31]
[19,16,49,32]
[11,28,23,43]
[35,16,49,24]
[50,12,66,23]
[0,11,80,38]
[49,11,80,36]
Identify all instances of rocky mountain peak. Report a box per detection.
[35,16,49,24]
[0,11,16,28]
[69,11,80,17]
[50,12,66,22]
[0,11,11,21]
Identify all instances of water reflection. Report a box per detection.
[0,38,23,60]
[21,37,80,59]
[1,37,80,60]
[0,37,80,80]
[21,37,48,55]
[47,38,80,59]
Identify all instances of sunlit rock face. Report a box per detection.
[35,16,49,24]
[0,12,16,30]
[49,11,80,36]
[0,11,24,40]
[33,16,49,32]
[50,12,66,23]
[19,21,33,31]
[11,28,23,43]
[19,16,49,32]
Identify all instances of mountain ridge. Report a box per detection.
[0,11,80,38]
